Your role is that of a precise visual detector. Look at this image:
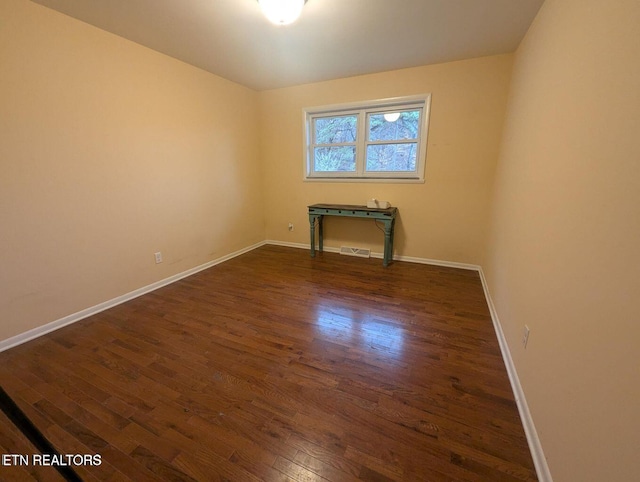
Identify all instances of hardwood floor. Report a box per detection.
[0,245,537,481]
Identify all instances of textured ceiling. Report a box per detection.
[32,0,545,91]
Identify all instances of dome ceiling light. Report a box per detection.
[258,0,308,26]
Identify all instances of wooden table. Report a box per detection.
[308,204,398,267]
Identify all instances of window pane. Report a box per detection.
[366,143,417,172]
[314,146,356,172]
[314,115,357,144]
[368,110,420,141]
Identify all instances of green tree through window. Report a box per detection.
[305,95,431,181]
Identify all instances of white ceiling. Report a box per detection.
[32,0,545,91]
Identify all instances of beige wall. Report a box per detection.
[484,0,640,480]
[5,0,639,479]
[0,0,263,341]
[260,55,513,264]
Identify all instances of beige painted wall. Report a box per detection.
[5,1,638,478]
[0,0,263,341]
[484,0,640,480]
[260,55,513,264]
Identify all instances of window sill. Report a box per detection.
[303,177,425,184]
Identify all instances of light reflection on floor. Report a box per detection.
[313,303,405,358]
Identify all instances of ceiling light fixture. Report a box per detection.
[258,0,308,26]
[384,112,401,122]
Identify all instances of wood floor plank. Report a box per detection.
[0,245,537,481]
[0,411,64,482]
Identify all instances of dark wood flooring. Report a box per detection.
[0,245,537,481]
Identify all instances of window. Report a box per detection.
[304,94,431,182]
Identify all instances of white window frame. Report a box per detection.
[303,94,431,182]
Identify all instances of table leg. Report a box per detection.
[309,215,316,257]
[318,215,323,252]
[389,218,396,264]
[383,220,393,267]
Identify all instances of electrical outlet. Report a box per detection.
[522,325,530,348]
[288,223,294,231]
[154,252,163,264]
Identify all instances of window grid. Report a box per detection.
[304,95,430,182]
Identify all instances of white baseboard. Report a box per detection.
[0,241,267,353]
[393,253,480,271]
[477,268,552,482]
[0,239,551,481]
[265,240,481,271]
[264,240,321,251]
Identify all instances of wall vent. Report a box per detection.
[339,246,371,258]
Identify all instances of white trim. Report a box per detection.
[0,241,266,353]
[264,240,316,251]
[303,94,433,116]
[303,94,431,182]
[265,240,480,271]
[393,253,479,271]
[477,268,553,482]
[303,177,425,184]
